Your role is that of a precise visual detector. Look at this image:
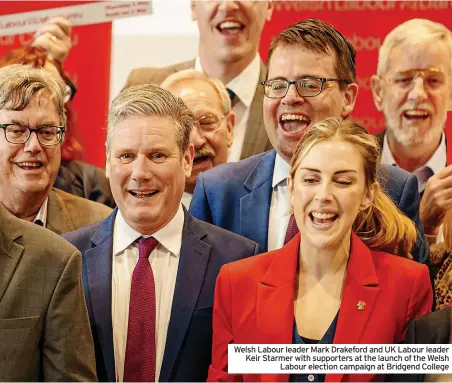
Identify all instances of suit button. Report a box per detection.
[308,374,315,381]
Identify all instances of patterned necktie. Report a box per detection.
[227,88,239,108]
[284,214,299,245]
[124,237,158,382]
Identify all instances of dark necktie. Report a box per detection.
[284,214,299,245]
[124,237,158,382]
[227,88,239,108]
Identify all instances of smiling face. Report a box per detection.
[0,94,62,204]
[372,40,452,147]
[288,138,372,250]
[264,45,358,163]
[191,1,272,64]
[106,115,193,234]
[167,79,233,191]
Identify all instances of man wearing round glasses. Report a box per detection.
[162,69,235,206]
[371,19,452,244]
[0,64,111,232]
[190,19,429,265]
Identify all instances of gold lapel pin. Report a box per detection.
[357,301,366,311]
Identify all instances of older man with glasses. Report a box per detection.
[0,64,111,233]
[190,19,429,265]
[161,69,235,207]
[371,19,452,246]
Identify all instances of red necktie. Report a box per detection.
[124,237,158,382]
[284,214,299,245]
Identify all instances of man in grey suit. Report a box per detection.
[0,65,111,233]
[0,202,96,381]
[63,84,260,382]
[125,1,274,161]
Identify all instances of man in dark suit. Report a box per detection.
[125,1,274,161]
[371,19,452,245]
[190,19,429,264]
[63,84,260,382]
[0,202,97,381]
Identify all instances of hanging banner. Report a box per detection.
[0,1,152,168]
[260,0,452,164]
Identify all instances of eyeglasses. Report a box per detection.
[196,113,227,133]
[0,124,66,146]
[261,77,347,99]
[385,68,447,91]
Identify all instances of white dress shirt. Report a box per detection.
[181,191,192,209]
[195,54,261,162]
[267,154,292,251]
[112,205,184,382]
[33,197,48,226]
[381,132,447,193]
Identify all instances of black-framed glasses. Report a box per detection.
[261,77,348,99]
[0,124,66,146]
[196,113,227,133]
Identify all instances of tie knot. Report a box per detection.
[138,237,158,259]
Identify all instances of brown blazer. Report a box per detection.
[125,59,273,160]
[0,203,97,381]
[47,188,112,234]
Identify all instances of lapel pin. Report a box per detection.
[357,301,366,311]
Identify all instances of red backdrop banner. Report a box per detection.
[259,1,452,164]
[0,1,111,168]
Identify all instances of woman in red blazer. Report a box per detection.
[208,118,433,383]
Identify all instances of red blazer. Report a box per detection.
[208,232,433,382]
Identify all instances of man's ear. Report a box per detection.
[184,143,194,178]
[266,1,274,22]
[370,75,384,112]
[225,111,235,148]
[341,82,358,118]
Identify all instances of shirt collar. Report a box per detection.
[33,197,48,227]
[272,153,291,188]
[194,54,261,108]
[381,132,447,175]
[114,204,185,257]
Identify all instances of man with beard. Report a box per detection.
[190,19,429,264]
[125,1,273,161]
[371,19,452,244]
[161,69,235,207]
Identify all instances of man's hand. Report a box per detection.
[32,17,72,63]
[420,165,452,235]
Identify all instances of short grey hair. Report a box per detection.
[107,84,196,158]
[161,69,232,114]
[0,64,66,126]
[377,18,452,76]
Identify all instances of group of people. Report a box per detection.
[1,1,452,382]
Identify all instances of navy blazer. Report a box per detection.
[62,208,261,382]
[189,150,429,264]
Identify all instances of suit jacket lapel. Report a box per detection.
[255,234,299,382]
[84,210,117,382]
[0,205,24,303]
[46,188,75,234]
[240,150,276,251]
[160,211,212,382]
[328,233,380,382]
[241,61,268,160]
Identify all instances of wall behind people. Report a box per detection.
[259,1,452,154]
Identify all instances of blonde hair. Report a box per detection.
[289,117,417,259]
[107,84,197,158]
[161,69,232,115]
[0,64,66,126]
[377,19,452,76]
